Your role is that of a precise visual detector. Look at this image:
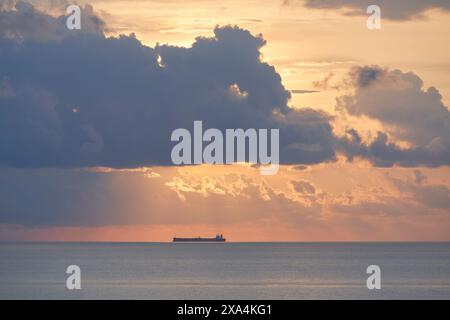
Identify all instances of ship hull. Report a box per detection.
[173,237,226,242]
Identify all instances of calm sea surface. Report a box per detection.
[0,242,449,299]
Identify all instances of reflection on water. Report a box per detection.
[1,242,449,299]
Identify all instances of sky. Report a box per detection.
[0,0,449,241]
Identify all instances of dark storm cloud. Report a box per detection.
[1,2,449,169]
[336,66,450,167]
[299,0,450,20]
[0,2,337,168]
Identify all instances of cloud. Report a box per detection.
[312,72,335,90]
[0,166,321,227]
[387,173,450,210]
[0,1,104,41]
[0,163,448,240]
[331,198,423,217]
[1,3,449,170]
[0,2,339,168]
[299,0,450,20]
[0,163,447,243]
[291,180,315,194]
[336,66,450,167]
[414,170,427,185]
[290,165,309,171]
[291,89,319,94]
[330,171,450,220]
[346,66,385,88]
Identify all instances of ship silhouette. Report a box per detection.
[173,234,226,242]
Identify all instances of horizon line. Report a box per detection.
[2,240,450,244]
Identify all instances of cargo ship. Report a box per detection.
[173,234,226,242]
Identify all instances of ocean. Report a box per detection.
[0,242,449,299]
